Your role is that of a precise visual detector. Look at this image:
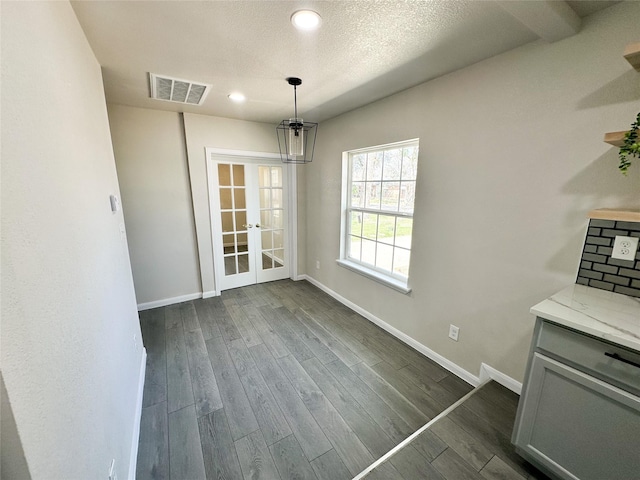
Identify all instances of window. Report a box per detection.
[338,139,419,293]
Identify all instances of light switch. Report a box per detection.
[611,235,639,261]
[110,194,120,213]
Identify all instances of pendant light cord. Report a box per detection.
[293,84,298,120]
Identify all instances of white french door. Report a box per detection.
[209,155,291,292]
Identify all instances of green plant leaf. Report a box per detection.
[618,112,640,176]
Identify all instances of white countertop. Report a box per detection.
[531,284,640,352]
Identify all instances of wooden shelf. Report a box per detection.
[604,130,627,147]
[589,209,640,223]
[604,129,638,147]
[624,42,640,72]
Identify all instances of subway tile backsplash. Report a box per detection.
[576,219,640,298]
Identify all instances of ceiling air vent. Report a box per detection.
[149,73,211,105]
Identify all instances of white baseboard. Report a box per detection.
[137,292,203,311]
[202,290,217,299]
[299,274,481,388]
[128,347,147,480]
[479,363,522,395]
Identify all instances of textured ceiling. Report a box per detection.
[70,1,619,124]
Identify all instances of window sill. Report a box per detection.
[335,259,412,294]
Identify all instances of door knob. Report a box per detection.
[255,224,261,228]
[242,224,253,229]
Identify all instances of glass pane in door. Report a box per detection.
[237,233,248,252]
[273,249,284,268]
[218,163,249,277]
[219,189,232,209]
[218,164,231,186]
[223,233,235,254]
[258,166,285,271]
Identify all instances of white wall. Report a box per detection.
[106,108,307,305]
[305,2,640,383]
[1,3,144,479]
[108,105,201,306]
[183,113,307,294]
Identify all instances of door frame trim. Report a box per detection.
[205,147,298,293]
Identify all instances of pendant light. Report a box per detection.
[276,77,318,164]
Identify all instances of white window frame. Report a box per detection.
[337,139,418,294]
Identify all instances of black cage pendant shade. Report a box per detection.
[277,77,318,164]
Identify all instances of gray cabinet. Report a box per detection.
[512,318,640,480]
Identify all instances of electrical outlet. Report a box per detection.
[611,236,639,261]
[448,324,459,342]
[316,260,320,269]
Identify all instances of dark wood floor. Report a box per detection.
[364,381,549,480]
[136,279,539,479]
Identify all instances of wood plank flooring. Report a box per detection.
[136,279,539,479]
[365,381,551,480]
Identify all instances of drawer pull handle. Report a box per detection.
[604,352,640,369]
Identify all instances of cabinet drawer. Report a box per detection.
[536,320,640,395]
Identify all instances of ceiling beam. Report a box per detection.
[497,0,581,43]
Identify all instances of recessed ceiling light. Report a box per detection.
[291,10,321,31]
[228,92,246,103]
